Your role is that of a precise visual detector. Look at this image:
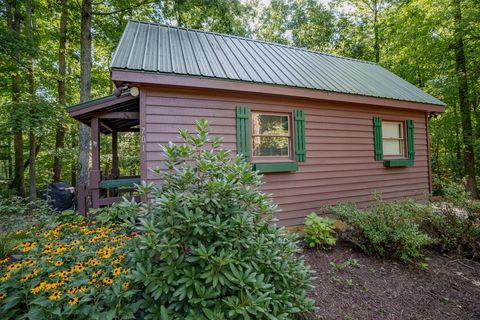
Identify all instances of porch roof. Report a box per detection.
[68,93,139,134]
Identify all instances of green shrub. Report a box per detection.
[129,120,314,319]
[51,209,85,225]
[304,213,336,249]
[0,197,52,233]
[422,182,480,259]
[0,232,25,260]
[89,202,139,227]
[327,199,431,263]
[0,222,139,319]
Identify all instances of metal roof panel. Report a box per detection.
[110,21,445,106]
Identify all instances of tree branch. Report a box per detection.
[92,0,153,16]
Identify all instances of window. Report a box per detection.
[251,112,291,158]
[382,121,405,157]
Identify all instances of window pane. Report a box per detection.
[253,136,289,156]
[252,114,289,136]
[382,122,402,139]
[383,139,403,156]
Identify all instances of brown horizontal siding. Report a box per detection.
[143,87,431,226]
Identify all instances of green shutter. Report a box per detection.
[236,106,250,160]
[294,109,306,162]
[373,117,383,161]
[406,119,415,160]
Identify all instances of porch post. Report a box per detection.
[90,117,101,208]
[111,131,119,178]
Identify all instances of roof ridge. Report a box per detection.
[126,19,379,66]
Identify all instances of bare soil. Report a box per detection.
[303,242,480,320]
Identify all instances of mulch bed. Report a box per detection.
[303,242,480,320]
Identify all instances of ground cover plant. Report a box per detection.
[304,213,336,249]
[326,197,431,263]
[0,196,53,261]
[129,120,315,319]
[0,221,139,319]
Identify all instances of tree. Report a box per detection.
[452,0,477,197]
[6,1,24,196]
[78,0,92,189]
[53,0,68,183]
[255,0,335,51]
[27,0,36,202]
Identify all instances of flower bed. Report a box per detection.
[0,222,139,318]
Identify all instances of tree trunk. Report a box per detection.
[453,0,478,197]
[373,4,380,63]
[78,0,92,188]
[53,0,68,183]
[27,0,36,203]
[7,0,25,197]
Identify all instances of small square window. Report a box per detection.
[382,121,405,157]
[251,112,291,158]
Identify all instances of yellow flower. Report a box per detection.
[7,263,22,271]
[22,258,35,266]
[102,277,113,285]
[74,265,85,273]
[67,287,77,294]
[19,275,31,283]
[92,270,102,278]
[32,268,41,276]
[122,282,129,289]
[0,258,9,265]
[49,292,62,300]
[31,286,42,294]
[49,272,57,278]
[1,272,11,282]
[113,267,122,277]
[88,258,100,267]
[0,292,6,300]
[68,297,79,305]
[77,286,88,293]
[79,245,86,251]
[54,261,63,267]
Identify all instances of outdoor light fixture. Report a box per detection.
[130,86,139,97]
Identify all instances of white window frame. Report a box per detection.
[382,121,406,158]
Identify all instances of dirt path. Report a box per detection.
[303,243,480,320]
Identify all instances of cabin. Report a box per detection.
[68,20,445,226]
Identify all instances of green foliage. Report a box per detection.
[89,202,140,227]
[329,258,359,272]
[304,212,337,249]
[421,182,480,259]
[0,197,52,233]
[327,198,431,263]
[0,232,26,260]
[0,223,139,319]
[256,0,335,51]
[51,210,85,225]
[0,196,30,216]
[129,120,314,319]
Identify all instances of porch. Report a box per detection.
[68,92,142,214]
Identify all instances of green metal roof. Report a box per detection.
[110,20,445,106]
[68,95,118,112]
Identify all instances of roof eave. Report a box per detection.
[111,69,445,113]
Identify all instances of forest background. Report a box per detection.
[0,0,479,201]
